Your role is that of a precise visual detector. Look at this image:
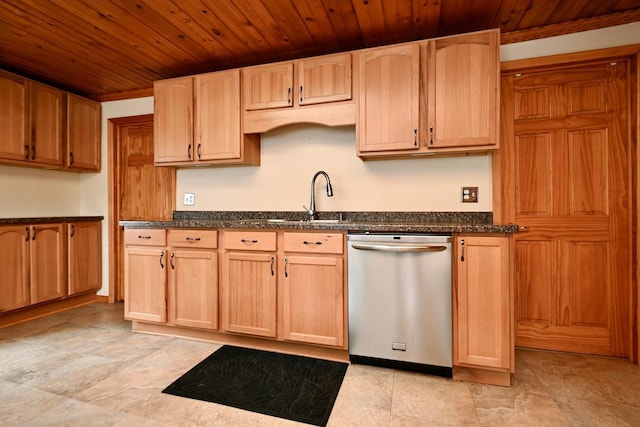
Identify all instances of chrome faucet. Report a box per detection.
[303,170,333,220]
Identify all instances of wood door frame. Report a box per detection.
[495,44,640,362]
[107,114,155,303]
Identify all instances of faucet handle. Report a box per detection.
[302,205,312,215]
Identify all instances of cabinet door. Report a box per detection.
[29,82,64,166]
[195,70,241,161]
[168,249,218,330]
[428,30,498,149]
[154,77,193,163]
[283,255,344,347]
[67,94,101,171]
[297,53,352,105]
[454,235,510,369]
[357,44,420,153]
[243,63,293,110]
[0,226,30,312]
[223,252,277,337]
[30,224,66,304]
[68,221,101,295]
[124,247,167,323]
[0,71,29,162]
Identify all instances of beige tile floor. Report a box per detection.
[1,303,639,426]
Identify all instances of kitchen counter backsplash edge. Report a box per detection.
[0,216,104,224]
[120,211,518,233]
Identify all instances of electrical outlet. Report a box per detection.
[184,193,195,206]
[461,187,478,203]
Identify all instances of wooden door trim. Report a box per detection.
[495,48,638,362]
[107,114,154,303]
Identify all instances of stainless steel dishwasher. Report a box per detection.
[347,233,452,377]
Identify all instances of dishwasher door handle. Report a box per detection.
[350,243,448,253]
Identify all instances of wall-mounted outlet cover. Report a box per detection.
[461,187,478,203]
[184,193,195,206]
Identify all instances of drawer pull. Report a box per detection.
[138,235,152,239]
[185,237,201,241]
[303,240,323,245]
[240,239,258,243]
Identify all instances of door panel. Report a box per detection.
[497,59,631,357]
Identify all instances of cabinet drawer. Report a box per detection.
[223,231,276,251]
[124,228,166,246]
[283,232,344,254]
[168,229,217,249]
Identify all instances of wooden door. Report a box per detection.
[111,115,175,302]
[282,255,344,347]
[297,53,352,105]
[357,44,420,153]
[67,94,101,171]
[0,226,30,312]
[223,252,277,337]
[30,224,65,304]
[168,248,218,330]
[0,71,29,162]
[496,60,631,357]
[123,246,167,323]
[68,221,101,295]
[427,30,498,149]
[242,63,293,110]
[29,82,64,166]
[154,77,193,163]
[195,70,241,161]
[454,235,510,370]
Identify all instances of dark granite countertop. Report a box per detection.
[0,216,104,225]
[119,211,518,234]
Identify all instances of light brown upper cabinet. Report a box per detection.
[243,53,352,111]
[357,29,499,158]
[66,94,101,171]
[154,70,259,167]
[356,44,420,153]
[0,70,100,171]
[242,53,356,133]
[425,30,499,151]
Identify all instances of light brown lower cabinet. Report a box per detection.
[1,220,101,316]
[222,231,278,337]
[453,234,513,386]
[282,232,345,347]
[124,229,167,324]
[167,229,218,330]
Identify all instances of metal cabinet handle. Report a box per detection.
[460,239,465,262]
[287,87,291,105]
[69,152,74,166]
[70,224,75,237]
[170,252,175,270]
[187,144,192,160]
[429,127,434,145]
[31,144,36,160]
[284,258,289,278]
[159,252,165,269]
[24,145,29,160]
[197,143,201,159]
[25,226,29,241]
[351,244,446,253]
[303,240,323,245]
[185,237,201,241]
[31,226,35,240]
[138,235,152,239]
[270,256,275,276]
[299,85,303,103]
[240,239,258,243]
[413,128,417,147]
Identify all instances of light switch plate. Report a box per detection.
[461,187,478,203]
[184,193,195,206]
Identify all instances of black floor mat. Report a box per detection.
[162,345,348,426]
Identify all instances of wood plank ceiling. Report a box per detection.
[1,0,639,101]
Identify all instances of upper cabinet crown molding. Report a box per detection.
[0,69,101,172]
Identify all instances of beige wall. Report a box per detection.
[2,23,638,297]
